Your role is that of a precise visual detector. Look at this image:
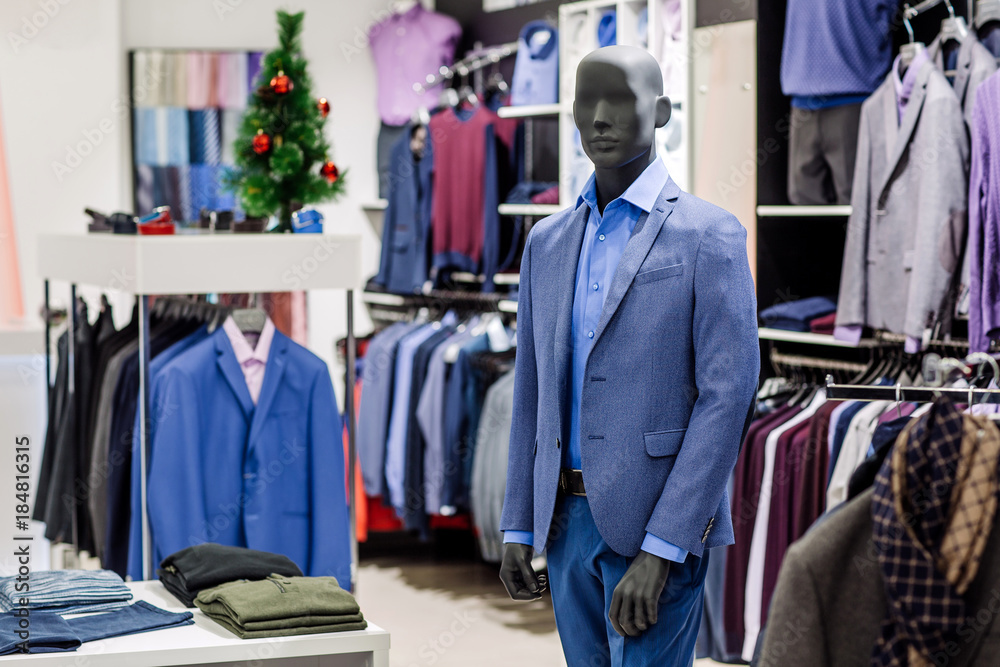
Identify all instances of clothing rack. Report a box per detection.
[413,40,519,93]
[825,376,1000,404]
[38,233,363,587]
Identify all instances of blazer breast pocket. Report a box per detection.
[644,428,685,457]
[633,263,684,286]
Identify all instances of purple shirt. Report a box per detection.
[969,71,1000,352]
[222,316,275,404]
[893,49,931,124]
[369,5,461,126]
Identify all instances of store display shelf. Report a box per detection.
[451,272,484,283]
[759,327,878,348]
[362,200,388,211]
[363,292,408,307]
[0,581,389,666]
[756,205,852,217]
[0,321,44,356]
[494,273,519,285]
[498,203,561,216]
[496,103,564,118]
[37,233,361,294]
[499,300,518,313]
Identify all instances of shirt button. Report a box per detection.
[593,283,599,291]
[588,331,594,339]
[599,234,606,241]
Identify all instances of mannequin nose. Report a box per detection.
[593,100,612,130]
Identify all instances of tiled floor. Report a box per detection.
[355,539,726,667]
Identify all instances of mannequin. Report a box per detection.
[498,46,759,667]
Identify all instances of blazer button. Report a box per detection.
[556,438,560,449]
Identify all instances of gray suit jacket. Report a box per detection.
[499,177,759,557]
[760,489,1000,666]
[928,32,998,135]
[836,60,969,339]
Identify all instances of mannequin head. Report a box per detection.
[573,46,671,173]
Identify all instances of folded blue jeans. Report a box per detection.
[67,600,194,642]
[0,612,80,655]
[0,601,193,655]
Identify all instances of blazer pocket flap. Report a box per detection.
[644,429,686,457]
[634,263,684,285]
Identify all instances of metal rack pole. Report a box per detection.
[44,280,51,399]
[345,290,359,593]
[825,377,1000,404]
[138,294,153,580]
[68,284,78,566]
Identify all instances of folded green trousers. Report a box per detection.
[195,574,367,638]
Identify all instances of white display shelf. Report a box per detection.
[494,273,519,286]
[451,272,484,283]
[756,205,852,217]
[37,233,362,294]
[496,103,564,118]
[499,300,518,313]
[363,292,407,306]
[361,200,388,211]
[0,322,44,356]
[759,327,878,348]
[0,581,389,667]
[498,203,561,216]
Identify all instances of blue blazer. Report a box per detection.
[499,178,760,557]
[145,328,351,585]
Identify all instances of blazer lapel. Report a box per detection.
[553,203,589,427]
[215,330,254,421]
[247,331,289,450]
[591,178,680,347]
[878,64,931,199]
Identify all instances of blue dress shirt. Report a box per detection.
[505,158,689,564]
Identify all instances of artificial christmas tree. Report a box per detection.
[224,10,345,232]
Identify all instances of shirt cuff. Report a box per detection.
[833,325,863,346]
[905,336,921,354]
[503,530,534,547]
[640,533,689,563]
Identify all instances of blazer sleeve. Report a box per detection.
[904,96,969,339]
[307,365,352,585]
[757,543,828,667]
[499,230,538,535]
[835,100,873,329]
[146,366,207,567]
[645,216,760,555]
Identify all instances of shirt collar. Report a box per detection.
[577,156,669,217]
[223,315,275,366]
[893,49,929,116]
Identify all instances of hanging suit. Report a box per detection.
[836,59,968,340]
[372,125,434,294]
[145,328,351,586]
[927,32,998,135]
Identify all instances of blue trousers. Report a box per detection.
[547,496,708,667]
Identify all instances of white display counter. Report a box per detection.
[1,581,390,667]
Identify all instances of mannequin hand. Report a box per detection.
[609,551,671,637]
[499,543,547,601]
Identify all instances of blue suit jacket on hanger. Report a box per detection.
[499,177,760,557]
[144,327,351,585]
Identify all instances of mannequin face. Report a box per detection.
[573,60,661,170]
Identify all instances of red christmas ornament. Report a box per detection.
[317,97,330,117]
[252,129,271,154]
[270,70,293,95]
[320,161,339,183]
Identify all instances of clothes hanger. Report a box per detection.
[230,293,267,334]
[901,6,928,71]
[940,0,969,45]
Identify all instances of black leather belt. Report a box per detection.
[559,469,586,497]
